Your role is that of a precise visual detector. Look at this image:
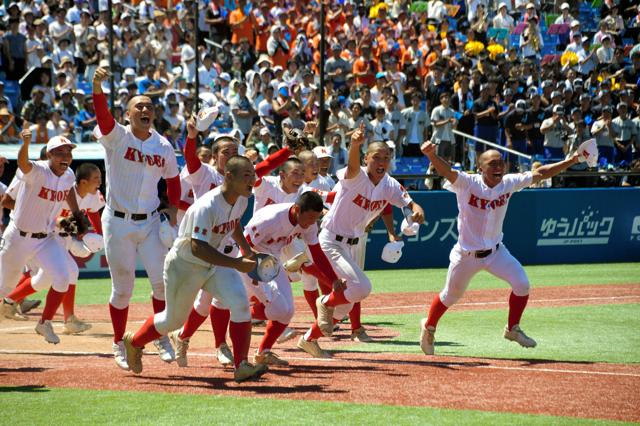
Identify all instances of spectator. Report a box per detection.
[73,95,96,144]
[0,108,20,143]
[430,92,457,163]
[591,106,616,164]
[402,92,430,157]
[22,88,51,123]
[3,18,27,80]
[541,105,571,159]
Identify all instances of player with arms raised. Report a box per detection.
[419,142,589,354]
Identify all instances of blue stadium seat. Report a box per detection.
[78,80,92,95]
[3,80,21,108]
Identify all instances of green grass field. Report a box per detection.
[25,262,640,306]
[0,387,630,426]
[6,263,639,424]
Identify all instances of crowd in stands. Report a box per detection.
[1,0,640,186]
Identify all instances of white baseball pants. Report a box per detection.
[30,235,79,292]
[318,229,371,320]
[440,243,530,307]
[0,223,76,298]
[152,248,250,335]
[242,267,295,324]
[102,207,167,309]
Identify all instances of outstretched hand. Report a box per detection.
[351,121,366,148]
[93,68,110,93]
[186,117,198,139]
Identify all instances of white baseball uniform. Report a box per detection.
[310,174,336,192]
[0,161,76,298]
[241,203,319,324]
[152,186,251,335]
[438,171,532,307]
[177,163,223,224]
[30,187,106,292]
[0,180,8,237]
[319,166,412,319]
[94,122,179,309]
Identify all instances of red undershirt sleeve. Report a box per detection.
[92,92,115,136]
[382,203,392,215]
[308,243,339,282]
[166,175,181,208]
[184,137,201,174]
[255,147,292,178]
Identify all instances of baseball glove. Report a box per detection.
[57,213,89,236]
[285,128,310,152]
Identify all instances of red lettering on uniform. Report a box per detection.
[352,193,385,212]
[187,189,194,198]
[468,193,512,211]
[265,198,276,206]
[123,147,166,169]
[194,226,200,233]
[201,228,207,236]
[37,187,69,203]
[124,147,137,161]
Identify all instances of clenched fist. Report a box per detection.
[20,128,32,144]
[420,141,436,157]
[93,68,110,93]
[351,121,366,148]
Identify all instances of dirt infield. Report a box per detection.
[1,283,639,422]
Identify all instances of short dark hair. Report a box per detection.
[224,155,252,175]
[282,157,303,173]
[76,162,100,184]
[296,191,324,213]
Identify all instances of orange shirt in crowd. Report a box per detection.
[229,8,254,46]
[353,56,377,87]
[271,45,289,68]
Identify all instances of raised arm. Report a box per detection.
[184,118,201,174]
[92,67,115,136]
[17,128,33,175]
[420,141,458,184]
[345,121,366,180]
[531,153,579,184]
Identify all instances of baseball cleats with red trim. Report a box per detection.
[63,315,92,335]
[316,296,334,336]
[169,329,189,368]
[350,327,373,343]
[276,326,298,344]
[216,343,234,367]
[123,332,143,374]
[504,324,537,348]
[234,360,268,383]
[420,318,436,355]
[296,336,332,359]
[254,350,289,366]
[153,336,175,363]
[112,341,129,370]
[35,320,60,344]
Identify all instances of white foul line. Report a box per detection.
[0,349,638,378]
[362,295,640,312]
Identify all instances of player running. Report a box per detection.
[418,142,589,355]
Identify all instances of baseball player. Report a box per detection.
[311,146,336,191]
[0,129,86,345]
[297,123,425,358]
[242,191,343,366]
[0,156,7,236]
[170,122,296,368]
[418,142,587,355]
[122,155,268,383]
[92,68,181,369]
[2,163,104,335]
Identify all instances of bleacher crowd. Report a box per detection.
[1,0,640,187]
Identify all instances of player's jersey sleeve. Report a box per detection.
[502,171,533,193]
[190,204,215,243]
[244,213,274,247]
[17,160,47,186]
[386,178,412,208]
[0,182,7,197]
[162,145,180,179]
[94,121,126,150]
[443,170,471,194]
[301,223,319,245]
[341,167,366,187]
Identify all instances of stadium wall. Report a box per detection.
[75,187,640,277]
